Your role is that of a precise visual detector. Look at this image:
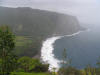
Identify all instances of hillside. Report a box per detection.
[0,6,82,57]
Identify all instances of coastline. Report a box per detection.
[0,6,85,71]
[40,29,88,72]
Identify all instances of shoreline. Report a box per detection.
[0,6,85,71]
[40,29,88,72]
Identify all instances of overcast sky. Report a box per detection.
[0,0,100,25]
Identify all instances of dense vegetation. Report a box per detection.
[0,26,49,75]
[14,36,41,57]
[0,6,82,57]
[0,26,16,75]
[1,6,96,75]
[1,26,100,75]
[10,72,51,75]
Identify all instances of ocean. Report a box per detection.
[1,0,100,71]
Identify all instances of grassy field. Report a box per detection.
[13,36,41,57]
[14,36,34,56]
[15,36,33,47]
[11,72,51,75]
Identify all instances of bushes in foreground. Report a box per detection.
[17,56,49,73]
[10,72,51,75]
[0,26,49,75]
[0,56,49,75]
[58,67,80,75]
[57,66,99,75]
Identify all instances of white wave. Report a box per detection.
[41,30,89,72]
[41,36,61,71]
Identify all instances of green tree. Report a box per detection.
[85,64,95,75]
[80,69,86,75]
[29,58,41,71]
[62,49,67,67]
[0,58,2,73]
[18,56,49,72]
[97,56,100,68]
[58,49,73,75]
[17,56,31,72]
[61,49,71,68]
[0,26,15,75]
[52,68,56,75]
[58,66,80,75]
[6,53,18,72]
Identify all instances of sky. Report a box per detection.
[0,0,100,25]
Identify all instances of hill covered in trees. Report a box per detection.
[0,6,82,57]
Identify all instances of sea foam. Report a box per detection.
[41,30,85,72]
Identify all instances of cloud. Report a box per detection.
[1,0,100,24]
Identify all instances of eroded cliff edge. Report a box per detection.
[0,6,83,57]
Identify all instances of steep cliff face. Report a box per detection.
[0,6,82,57]
[0,7,81,37]
[53,14,81,35]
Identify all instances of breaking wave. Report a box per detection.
[41,30,88,71]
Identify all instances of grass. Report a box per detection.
[15,36,33,47]
[11,72,51,75]
[14,36,42,57]
[14,36,35,56]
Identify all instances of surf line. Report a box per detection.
[41,30,89,72]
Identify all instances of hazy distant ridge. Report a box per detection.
[0,6,81,37]
[0,6,82,57]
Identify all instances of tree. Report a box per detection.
[52,68,56,75]
[80,69,86,75]
[0,58,2,72]
[0,26,15,75]
[18,56,49,72]
[61,49,71,68]
[31,63,49,72]
[97,56,100,68]
[6,53,18,72]
[58,66,80,75]
[85,64,96,75]
[62,49,67,67]
[17,56,31,72]
[29,58,41,72]
[58,49,73,75]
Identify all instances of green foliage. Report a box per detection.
[80,70,86,75]
[95,68,100,75]
[0,7,81,57]
[0,26,16,75]
[18,56,32,72]
[52,68,56,75]
[6,53,18,72]
[14,36,42,57]
[10,72,51,75]
[0,58,2,72]
[17,56,49,72]
[15,36,33,47]
[0,26,48,74]
[31,63,49,72]
[85,65,96,75]
[29,58,41,71]
[61,49,67,68]
[96,56,100,68]
[58,66,80,75]
[0,7,80,36]
[61,49,72,68]
[0,26,15,55]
